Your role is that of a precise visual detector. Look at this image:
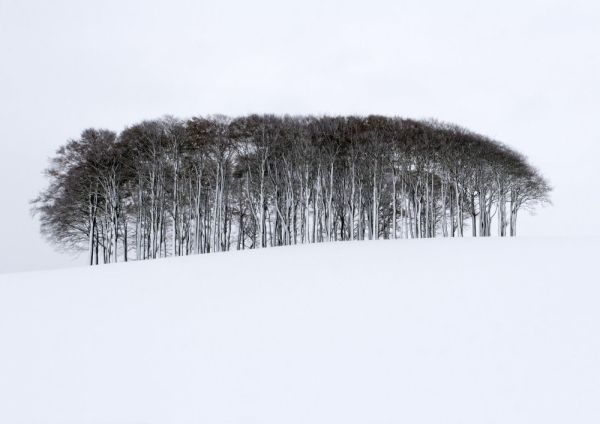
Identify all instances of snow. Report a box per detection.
[1,237,599,424]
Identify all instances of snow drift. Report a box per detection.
[1,237,599,424]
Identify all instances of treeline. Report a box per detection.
[32,114,551,265]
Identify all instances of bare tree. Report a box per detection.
[34,115,552,264]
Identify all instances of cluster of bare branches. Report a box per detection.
[32,114,552,265]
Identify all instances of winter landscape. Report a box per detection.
[2,237,600,424]
[2,0,600,423]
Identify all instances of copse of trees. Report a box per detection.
[32,114,552,265]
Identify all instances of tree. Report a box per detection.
[34,115,552,264]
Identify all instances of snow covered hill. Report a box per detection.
[1,237,599,424]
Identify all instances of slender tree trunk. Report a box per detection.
[392,168,397,239]
[372,161,378,240]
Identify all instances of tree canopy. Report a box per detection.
[32,114,552,265]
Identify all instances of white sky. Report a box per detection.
[1,0,598,273]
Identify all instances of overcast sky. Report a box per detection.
[1,0,598,274]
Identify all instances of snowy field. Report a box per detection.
[1,237,599,424]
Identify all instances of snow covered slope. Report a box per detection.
[1,237,599,424]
